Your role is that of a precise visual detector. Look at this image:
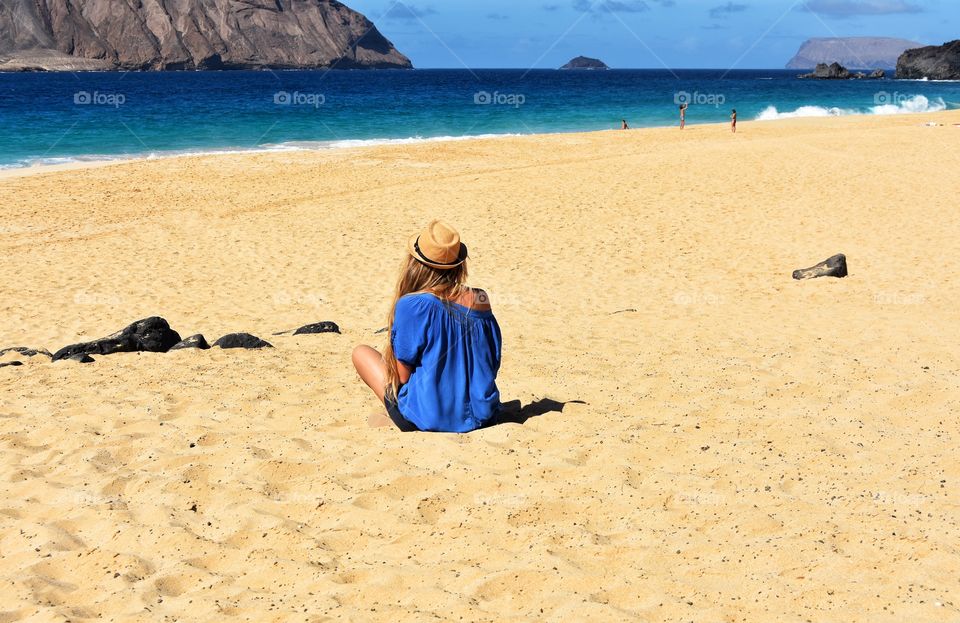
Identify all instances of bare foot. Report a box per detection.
[367,412,393,428]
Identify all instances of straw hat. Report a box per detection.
[408,220,468,270]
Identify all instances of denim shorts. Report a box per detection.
[384,393,419,432]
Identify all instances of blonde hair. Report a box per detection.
[383,254,468,397]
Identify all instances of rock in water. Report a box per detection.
[560,56,609,70]
[0,0,411,72]
[799,62,852,79]
[213,334,273,349]
[169,334,211,351]
[896,40,960,80]
[293,322,341,335]
[793,254,849,280]
[52,317,182,361]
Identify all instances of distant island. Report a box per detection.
[786,37,923,70]
[897,40,960,80]
[0,0,412,72]
[560,56,609,70]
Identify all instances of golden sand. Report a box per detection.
[2,112,960,621]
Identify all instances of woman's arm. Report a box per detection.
[397,360,413,385]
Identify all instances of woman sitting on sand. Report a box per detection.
[352,221,502,433]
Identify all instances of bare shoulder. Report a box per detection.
[469,288,492,311]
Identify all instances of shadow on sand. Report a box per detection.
[491,398,587,426]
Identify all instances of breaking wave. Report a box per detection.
[756,95,947,121]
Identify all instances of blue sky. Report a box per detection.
[349,0,954,68]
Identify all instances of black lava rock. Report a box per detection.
[65,353,95,363]
[0,361,24,368]
[897,40,960,80]
[793,254,849,280]
[169,334,211,350]
[0,347,52,358]
[213,333,273,349]
[799,62,852,79]
[293,322,341,335]
[52,317,182,361]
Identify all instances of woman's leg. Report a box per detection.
[353,345,418,430]
[352,345,388,402]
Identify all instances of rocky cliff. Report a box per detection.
[0,0,411,72]
[896,40,960,80]
[786,37,922,70]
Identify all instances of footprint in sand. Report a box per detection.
[196,432,227,447]
[154,574,191,597]
[38,520,88,552]
[185,549,248,576]
[417,491,465,525]
[351,473,446,512]
[471,570,548,603]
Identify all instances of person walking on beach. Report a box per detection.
[621,119,630,130]
[679,103,688,129]
[352,220,502,433]
[731,109,737,133]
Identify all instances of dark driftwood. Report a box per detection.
[793,254,848,280]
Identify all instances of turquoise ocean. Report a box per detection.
[1,69,958,169]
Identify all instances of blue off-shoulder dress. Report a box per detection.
[390,293,502,433]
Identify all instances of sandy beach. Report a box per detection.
[2,111,960,621]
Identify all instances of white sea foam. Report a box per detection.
[756,105,854,120]
[0,133,524,171]
[757,95,947,121]
[870,95,947,114]
[266,133,522,150]
[902,78,960,82]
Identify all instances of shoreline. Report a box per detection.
[3,107,958,181]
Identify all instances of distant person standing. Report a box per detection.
[679,103,688,129]
[731,109,737,133]
[621,119,630,130]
